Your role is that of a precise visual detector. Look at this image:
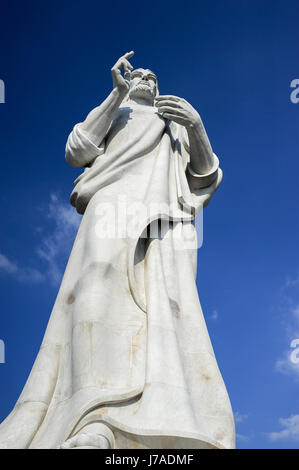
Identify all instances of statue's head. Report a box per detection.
[128,68,158,104]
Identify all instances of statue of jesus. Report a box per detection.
[0,52,235,449]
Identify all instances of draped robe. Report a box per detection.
[0,103,235,449]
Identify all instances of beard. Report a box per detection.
[129,82,155,100]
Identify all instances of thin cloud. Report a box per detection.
[36,193,81,285]
[209,310,218,321]
[0,253,18,274]
[0,252,45,283]
[268,415,299,442]
[284,276,299,289]
[236,433,250,442]
[276,276,299,382]
[234,411,252,445]
[234,411,248,423]
[275,350,299,382]
[293,305,299,321]
[0,193,81,287]
[275,301,299,381]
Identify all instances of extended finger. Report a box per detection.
[156,100,182,109]
[155,95,181,102]
[123,51,134,59]
[121,58,133,73]
[114,56,133,70]
[163,113,185,122]
[158,106,186,116]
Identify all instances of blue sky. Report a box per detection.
[0,0,298,449]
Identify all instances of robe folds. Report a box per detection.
[0,103,235,449]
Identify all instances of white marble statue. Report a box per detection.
[0,52,235,449]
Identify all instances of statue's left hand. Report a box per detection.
[155,95,201,128]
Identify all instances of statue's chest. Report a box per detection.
[106,106,166,149]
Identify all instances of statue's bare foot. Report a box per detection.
[59,432,110,449]
[58,423,114,449]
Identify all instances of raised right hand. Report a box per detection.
[111,51,134,94]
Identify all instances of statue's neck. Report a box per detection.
[129,97,154,107]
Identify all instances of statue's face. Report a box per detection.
[129,68,158,102]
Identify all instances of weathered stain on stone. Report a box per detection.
[66,292,75,304]
[131,326,144,358]
[201,372,212,381]
[214,428,227,442]
[169,298,180,318]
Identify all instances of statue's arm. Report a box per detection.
[184,116,215,174]
[66,52,134,168]
[80,51,134,146]
[155,95,218,179]
[78,88,126,147]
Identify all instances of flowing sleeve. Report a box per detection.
[65,123,105,168]
[175,125,223,213]
[179,126,219,189]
